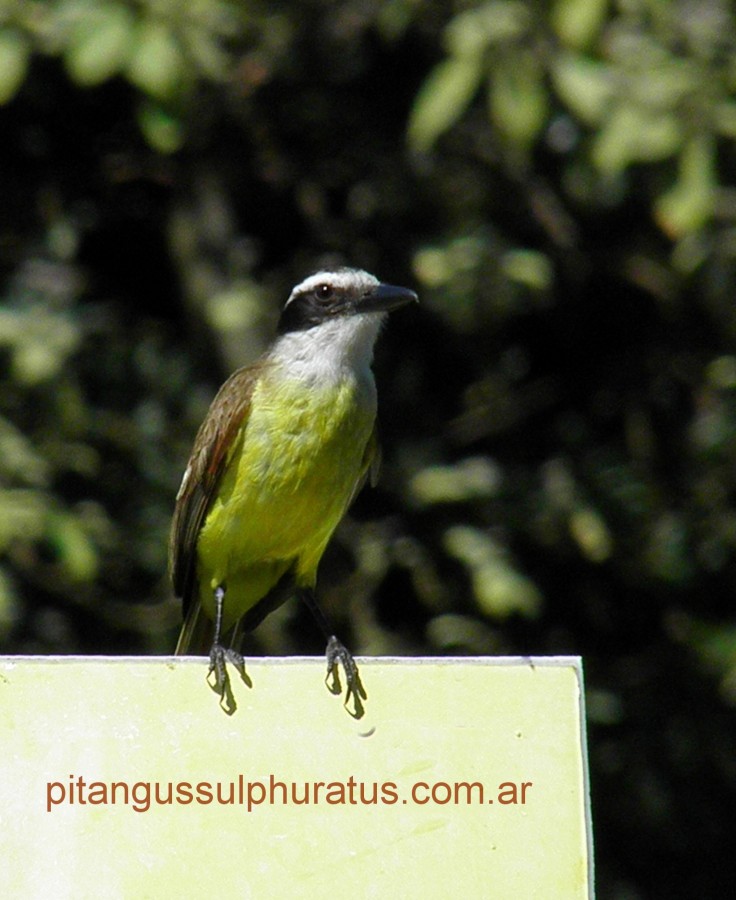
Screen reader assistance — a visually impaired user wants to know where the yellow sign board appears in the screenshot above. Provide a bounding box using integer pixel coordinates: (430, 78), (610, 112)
(1, 656), (592, 897)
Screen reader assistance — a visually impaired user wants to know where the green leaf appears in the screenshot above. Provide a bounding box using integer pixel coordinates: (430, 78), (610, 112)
(501, 249), (553, 290)
(407, 56), (485, 153)
(0, 28), (30, 105)
(655, 134), (715, 238)
(644, 513), (694, 584)
(630, 61), (699, 109)
(551, 52), (613, 125)
(445, 1), (529, 56)
(409, 457), (501, 505)
(127, 20), (186, 101)
(0, 489), (48, 551)
(64, 2), (136, 87)
(592, 104), (682, 174)
(443, 526), (542, 620)
(180, 23), (230, 80)
(714, 101), (736, 139)
(48, 512), (99, 583)
(0, 565), (19, 632)
(0, 416), (50, 487)
(551, 0), (608, 50)
(137, 100), (185, 154)
(488, 52), (548, 148)
(569, 506), (613, 562)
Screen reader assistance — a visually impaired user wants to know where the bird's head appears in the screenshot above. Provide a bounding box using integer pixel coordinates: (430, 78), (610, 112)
(277, 268), (417, 336)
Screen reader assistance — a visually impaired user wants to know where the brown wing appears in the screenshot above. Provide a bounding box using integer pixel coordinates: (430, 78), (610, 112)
(169, 363), (262, 625)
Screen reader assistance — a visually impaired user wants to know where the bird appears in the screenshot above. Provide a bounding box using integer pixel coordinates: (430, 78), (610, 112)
(170, 267), (418, 716)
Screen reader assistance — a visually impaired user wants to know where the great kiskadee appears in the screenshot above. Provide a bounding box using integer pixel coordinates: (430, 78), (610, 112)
(170, 267), (417, 715)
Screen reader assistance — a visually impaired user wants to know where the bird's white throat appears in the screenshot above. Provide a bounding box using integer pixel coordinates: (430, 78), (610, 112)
(270, 312), (385, 386)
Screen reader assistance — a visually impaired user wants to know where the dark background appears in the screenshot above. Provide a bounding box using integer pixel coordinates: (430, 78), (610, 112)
(1, 2), (735, 895)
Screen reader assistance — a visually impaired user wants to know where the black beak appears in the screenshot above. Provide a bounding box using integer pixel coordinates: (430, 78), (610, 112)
(358, 282), (419, 314)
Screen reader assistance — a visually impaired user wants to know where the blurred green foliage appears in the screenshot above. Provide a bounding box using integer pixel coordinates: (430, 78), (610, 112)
(0, 0), (246, 149)
(2, 0), (736, 895)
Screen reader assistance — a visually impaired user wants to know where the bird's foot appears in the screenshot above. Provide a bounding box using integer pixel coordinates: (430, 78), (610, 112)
(325, 635), (367, 719)
(207, 643), (248, 715)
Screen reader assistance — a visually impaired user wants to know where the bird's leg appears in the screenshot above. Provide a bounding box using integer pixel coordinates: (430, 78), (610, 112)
(207, 585), (247, 713)
(298, 587), (367, 719)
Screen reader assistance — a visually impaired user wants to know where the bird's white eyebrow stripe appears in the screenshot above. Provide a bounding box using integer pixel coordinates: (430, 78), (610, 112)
(284, 269), (379, 307)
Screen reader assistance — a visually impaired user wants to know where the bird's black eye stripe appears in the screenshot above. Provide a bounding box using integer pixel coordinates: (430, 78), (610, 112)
(277, 280), (349, 334)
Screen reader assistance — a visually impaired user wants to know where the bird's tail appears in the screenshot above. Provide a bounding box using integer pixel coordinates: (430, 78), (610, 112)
(175, 601), (213, 655)
(174, 567), (299, 655)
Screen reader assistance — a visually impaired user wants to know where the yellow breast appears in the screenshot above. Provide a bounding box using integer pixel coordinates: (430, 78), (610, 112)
(196, 365), (376, 624)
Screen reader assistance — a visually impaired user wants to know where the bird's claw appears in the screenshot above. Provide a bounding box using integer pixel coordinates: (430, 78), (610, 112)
(207, 643), (248, 715)
(325, 635), (367, 719)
